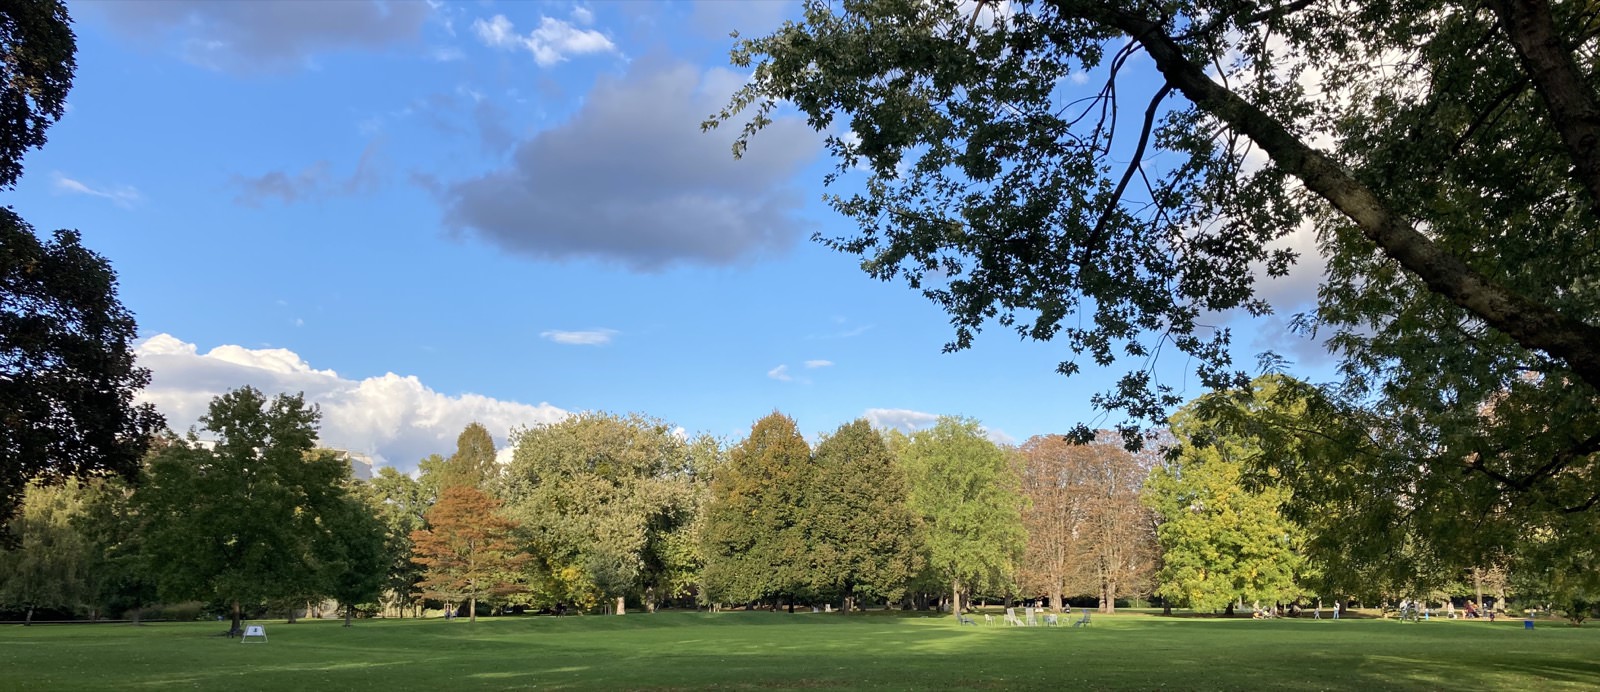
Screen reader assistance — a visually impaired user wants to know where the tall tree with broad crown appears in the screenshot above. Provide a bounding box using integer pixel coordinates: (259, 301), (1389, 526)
(136, 388), (348, 635)
(501, 413), (699, 614)
(1144, 391), (1305, 614)
(701, 412), (812, 608)
(804, 419), (922, 611)
(898, 417), (1025, 618)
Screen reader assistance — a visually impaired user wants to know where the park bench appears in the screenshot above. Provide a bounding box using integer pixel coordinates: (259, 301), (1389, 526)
(1073, 611), (1092, 627)
(958, 614), (978, 626)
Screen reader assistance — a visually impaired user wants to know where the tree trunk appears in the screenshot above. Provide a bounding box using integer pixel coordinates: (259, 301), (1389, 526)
(344, 603), (354, 627)
(1224, 601), (1235, 617)
(952, 579), (962, 619)
(286, 605), (298, 624)
(1101, 575), (1116, 614)
(24, 606), (33, 626)
(469, 596), (477, 623)
(231, 600), (242, 636)
(1050, 585), (1063, 614)
(1474, 568), (1485, 611)
(616, 595), (626, 615)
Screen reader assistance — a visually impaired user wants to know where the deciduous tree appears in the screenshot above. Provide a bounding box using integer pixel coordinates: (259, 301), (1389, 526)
(805, 419), (921, 611)
(1, 211), (163, 547)
(701, 412), (812, 608)
(410, 486), (522, 623)
(502, 413), (700, 614)
(0, 480), (92, 623)
(1144, 397), (1304, 614)
(898, 417), (1025, 618)
(136, 387), (346, 634)
(710, 0), (1600, 562)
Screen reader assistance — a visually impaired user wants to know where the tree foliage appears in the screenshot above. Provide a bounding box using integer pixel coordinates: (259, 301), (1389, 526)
(1018, 432), (1155, 613)
(1145, 391), (1305, 612)
(1, 210), (163, 547)
(897, 417), (1025, 616)
(709, 0), (1600, 554)
(431, 423), (499, 491)
(701, 412), (812, 606)
(136, 387), (350, 633)
(411, 485), (523, 623)
(804, 419), (922, 609)
(367, 466), (430, 616)
(0, 0), (75, 188)
(500, 413), (700, 613)
(0, 479), (92, 621)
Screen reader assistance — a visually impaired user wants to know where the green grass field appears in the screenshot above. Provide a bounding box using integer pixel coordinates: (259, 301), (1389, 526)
(3, 610), (1596, 690)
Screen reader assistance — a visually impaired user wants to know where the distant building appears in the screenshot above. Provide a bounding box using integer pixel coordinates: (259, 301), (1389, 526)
(326, 449), (375, 481)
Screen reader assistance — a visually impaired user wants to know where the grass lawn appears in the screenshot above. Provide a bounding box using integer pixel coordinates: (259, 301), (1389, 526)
(3, 609), (1596, 690)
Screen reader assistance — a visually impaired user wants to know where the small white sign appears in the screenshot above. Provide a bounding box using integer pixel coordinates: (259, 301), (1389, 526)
(242, 625), (267, 643)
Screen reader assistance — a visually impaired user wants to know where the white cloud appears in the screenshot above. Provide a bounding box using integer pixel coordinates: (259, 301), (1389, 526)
(429, 46), (464, 62)
(864, 407), (940, 432)
(471, 13), (614, 67)
(804, 359), (834, 369)
(52, 172), (141, 207)
(472, 14), (515, 47)
(135, 334), (568, 471)
(540, 328), (618, 346)
(571, 6), (595, 26)
(767, 364), (793, 382)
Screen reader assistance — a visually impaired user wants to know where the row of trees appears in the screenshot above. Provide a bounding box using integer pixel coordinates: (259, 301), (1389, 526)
(5, 376), (1596, 624)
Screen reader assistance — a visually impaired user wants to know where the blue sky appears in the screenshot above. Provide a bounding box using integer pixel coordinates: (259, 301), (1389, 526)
(10, 1), (1330, 471)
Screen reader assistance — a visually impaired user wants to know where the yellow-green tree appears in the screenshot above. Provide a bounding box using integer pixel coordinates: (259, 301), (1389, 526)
(1144, 400), (1304, 614)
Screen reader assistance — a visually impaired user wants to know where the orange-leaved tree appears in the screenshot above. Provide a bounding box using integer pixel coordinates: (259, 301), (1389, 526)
(410, 486), (524, 623)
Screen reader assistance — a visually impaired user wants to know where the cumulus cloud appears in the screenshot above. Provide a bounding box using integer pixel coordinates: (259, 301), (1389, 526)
(86, 0), (431, 73)
(864, 408), (941, 432)
(135, 334), (568, 471)
(767, 364), (794, 382)
(52, 172), (141, 207)
(540, 329), (618, 346)
(439, 59), (821, 270)
(471, 13), (614, 67)
(804, 360), (834, 369)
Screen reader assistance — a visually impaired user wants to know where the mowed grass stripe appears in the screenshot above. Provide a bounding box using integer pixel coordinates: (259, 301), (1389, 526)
(3, 611), (1596, 690)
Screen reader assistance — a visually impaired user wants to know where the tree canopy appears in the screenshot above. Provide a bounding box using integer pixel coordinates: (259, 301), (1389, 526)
(136, 387), (353, 634)
(898, 417), (1025, 616)
(0, 0), (74, 189)
(0, 210), (163, 547)
(709, 0), (1600, 554)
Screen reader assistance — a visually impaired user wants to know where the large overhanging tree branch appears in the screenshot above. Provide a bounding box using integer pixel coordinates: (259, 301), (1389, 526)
(709, 0), (1600, 551)
(1089, 3), (1600, 389)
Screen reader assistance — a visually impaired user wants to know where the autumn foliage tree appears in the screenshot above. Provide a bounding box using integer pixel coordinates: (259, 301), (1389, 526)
(411, 486), (522, 623)
(1018, 433), (1155, 613)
